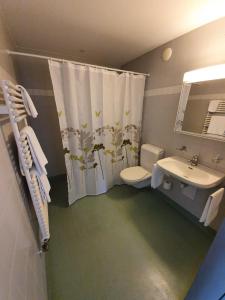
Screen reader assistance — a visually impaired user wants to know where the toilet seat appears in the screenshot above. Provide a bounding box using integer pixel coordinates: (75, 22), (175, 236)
(120, 166), (151, 183)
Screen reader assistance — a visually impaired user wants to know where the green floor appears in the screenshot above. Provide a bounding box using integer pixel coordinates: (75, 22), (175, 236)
(46, 178), (214, 300)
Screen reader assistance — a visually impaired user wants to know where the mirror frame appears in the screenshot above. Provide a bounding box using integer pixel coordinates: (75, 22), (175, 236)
(175, 64), (225, 143)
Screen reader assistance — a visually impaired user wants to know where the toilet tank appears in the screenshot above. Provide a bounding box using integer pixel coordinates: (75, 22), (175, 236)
(140, 144), (164, 172)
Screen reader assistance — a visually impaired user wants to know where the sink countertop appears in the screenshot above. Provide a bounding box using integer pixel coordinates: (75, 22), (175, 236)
(157, 156), (225, 189)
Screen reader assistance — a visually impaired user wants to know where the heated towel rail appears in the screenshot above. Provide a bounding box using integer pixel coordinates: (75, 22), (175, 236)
(0, 80), (50, 250)
(202, 100), (225, 134)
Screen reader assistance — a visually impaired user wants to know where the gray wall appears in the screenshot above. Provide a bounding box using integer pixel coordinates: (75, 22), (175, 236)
(182, 99), (209, 133)
(14, 56), (66, 176)
(124, 17), (225, 230)
(0, 13), (48, 300)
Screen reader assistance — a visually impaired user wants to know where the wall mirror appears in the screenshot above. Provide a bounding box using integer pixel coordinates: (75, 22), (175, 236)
(175, 64), (225, 142)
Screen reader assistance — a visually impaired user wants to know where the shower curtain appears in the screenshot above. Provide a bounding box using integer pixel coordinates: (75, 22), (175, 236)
(49, 61), (145, 205)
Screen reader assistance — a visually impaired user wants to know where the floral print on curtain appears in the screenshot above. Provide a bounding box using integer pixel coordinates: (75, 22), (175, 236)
(62, 122), (141, 179)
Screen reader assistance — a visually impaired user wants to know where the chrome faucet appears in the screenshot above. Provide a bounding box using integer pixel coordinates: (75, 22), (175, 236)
(189, 154), (199, 166)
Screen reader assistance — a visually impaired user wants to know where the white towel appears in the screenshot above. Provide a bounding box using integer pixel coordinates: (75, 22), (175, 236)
(208, 100), (220, 113)
(151, 163), (164, 189)
(31, 168), (51, 203)
(207, 115), (225, 136)
(200, 188), (224, 226)
(20, 126), (48, 175)
(17, 85), (38, 118)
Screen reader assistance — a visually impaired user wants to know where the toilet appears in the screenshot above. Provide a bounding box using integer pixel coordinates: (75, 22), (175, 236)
(120, 144), (164, 188)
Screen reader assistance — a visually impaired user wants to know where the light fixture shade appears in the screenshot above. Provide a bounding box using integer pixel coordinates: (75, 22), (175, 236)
(183, 64), (225, 83)
(162, 48), (172, 62)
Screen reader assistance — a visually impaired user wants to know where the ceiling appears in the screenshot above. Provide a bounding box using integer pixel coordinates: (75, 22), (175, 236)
(1, 0), (225, 67)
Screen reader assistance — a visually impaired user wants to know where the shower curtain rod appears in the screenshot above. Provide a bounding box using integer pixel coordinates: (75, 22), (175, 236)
(6, 50), (150, 77)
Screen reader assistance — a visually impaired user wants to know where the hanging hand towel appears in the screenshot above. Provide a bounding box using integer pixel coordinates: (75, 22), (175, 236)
(207, 115), (225, 136)
(151, 163), (164, 189)
(31, 168), (51, 203)
(208, 100), (220, 113)
(200, 188), (224, 226)
(20, 126), (48, 175)
(17, 85), (38, 118)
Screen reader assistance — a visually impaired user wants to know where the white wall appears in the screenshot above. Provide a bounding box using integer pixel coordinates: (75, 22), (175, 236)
(124, 17), (225, 230)
(0, 12), (48, 300)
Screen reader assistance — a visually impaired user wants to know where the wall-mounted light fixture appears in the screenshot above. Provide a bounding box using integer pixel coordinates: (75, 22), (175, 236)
(183, 64), (225, 83)
(162, 47), (172, 62)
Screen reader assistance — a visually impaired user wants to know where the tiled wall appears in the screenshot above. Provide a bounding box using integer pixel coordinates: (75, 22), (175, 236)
(0, 11), (48, 300)
(124, 17), (225, 230)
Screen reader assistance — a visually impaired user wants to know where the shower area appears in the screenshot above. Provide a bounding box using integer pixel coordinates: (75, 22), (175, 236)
(13, 53), (146, 205)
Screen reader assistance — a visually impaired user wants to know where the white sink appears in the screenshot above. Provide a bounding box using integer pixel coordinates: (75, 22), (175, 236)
(157, 156), (225, 189)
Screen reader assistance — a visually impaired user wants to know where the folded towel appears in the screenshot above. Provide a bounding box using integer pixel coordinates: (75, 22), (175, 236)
(207, 115), (225, 136)
(31, 168), (51, 203)
(20, 126), (48, 175)
(200, 188), (224, 226)
(208, 100), (220, 113)
(151, 163), (164, 189)
(17, 85), (38, 118)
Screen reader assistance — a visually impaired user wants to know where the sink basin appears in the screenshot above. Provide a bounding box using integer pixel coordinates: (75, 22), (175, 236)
(157, 156), (225, 189)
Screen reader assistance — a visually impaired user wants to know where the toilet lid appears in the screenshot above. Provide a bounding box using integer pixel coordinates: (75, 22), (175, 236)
(120, 166), (151, 183)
